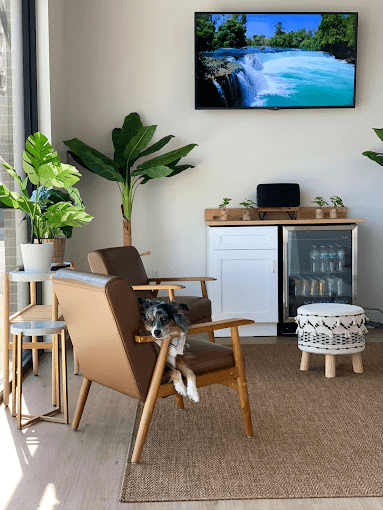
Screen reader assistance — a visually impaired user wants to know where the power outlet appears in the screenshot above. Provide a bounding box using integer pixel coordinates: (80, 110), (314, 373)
(153, 269), (159, 278)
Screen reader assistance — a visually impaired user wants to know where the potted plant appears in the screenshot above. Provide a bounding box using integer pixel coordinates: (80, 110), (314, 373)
(362, 128), (383, 166)
(311, 196), (329, 219)
(219, 197), (231, 220)
(31, 187), (89, 263)
(64, 112), (197, 246)
(0, 132), (93, 273)
(239, 199), (257, 220)
(329, 195), (344, 219)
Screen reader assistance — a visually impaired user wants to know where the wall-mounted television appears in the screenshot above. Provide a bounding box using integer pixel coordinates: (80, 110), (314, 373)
(195, 12), (358, 110)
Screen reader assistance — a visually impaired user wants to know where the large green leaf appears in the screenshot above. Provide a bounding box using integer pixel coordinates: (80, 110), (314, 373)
(73, 151), (124, 182)
(64, 138), (122, 175)
(43, 202), (93, 227)
(166, 164), (195, 178)
(130, 165), (173, 179)
(362, 151), (383, 166)
(23, 132), (60, 184)
(134, 135), (174, 162)
(0, 183), (36, 215)
(373, 128), (383, 142)
(113, 113), (143, 167)
(137, 144), (197, 170)
(38, 163), (82, 188)
(123, 125), (157, 169)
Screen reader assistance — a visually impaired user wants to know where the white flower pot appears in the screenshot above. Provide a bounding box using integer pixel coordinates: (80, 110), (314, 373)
(20, 243), (53, 274)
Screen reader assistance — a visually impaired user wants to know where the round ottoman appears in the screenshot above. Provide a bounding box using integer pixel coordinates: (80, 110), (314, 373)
(295, 303), (368, 378)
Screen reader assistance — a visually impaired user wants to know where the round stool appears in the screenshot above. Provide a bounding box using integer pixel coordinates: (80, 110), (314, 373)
(295, 303), (368, 378)
(10, 320), (68, 429)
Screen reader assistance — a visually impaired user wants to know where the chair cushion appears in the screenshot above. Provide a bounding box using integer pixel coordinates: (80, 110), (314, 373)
(184, 338), (234, 374)
(159, 296), (212, 323)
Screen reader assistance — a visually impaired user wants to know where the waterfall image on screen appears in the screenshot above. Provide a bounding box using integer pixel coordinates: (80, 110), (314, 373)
(195, 13), (357, 109)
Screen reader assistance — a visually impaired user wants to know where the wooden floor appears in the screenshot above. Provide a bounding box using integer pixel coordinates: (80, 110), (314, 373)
(2, 333), (383, 510)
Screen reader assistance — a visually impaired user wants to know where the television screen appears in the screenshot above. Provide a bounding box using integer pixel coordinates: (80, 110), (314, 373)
(195, 12), (358, 109)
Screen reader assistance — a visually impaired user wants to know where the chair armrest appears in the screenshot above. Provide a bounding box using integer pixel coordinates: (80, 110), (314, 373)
(187, 318), (254, 335)
(148, 277), (216, 282)
(135, 333), (156, 343)
(132, 284), (185, 291)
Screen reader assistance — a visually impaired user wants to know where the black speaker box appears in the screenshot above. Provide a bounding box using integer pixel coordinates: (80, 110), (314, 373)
(257, 183), (300, 208)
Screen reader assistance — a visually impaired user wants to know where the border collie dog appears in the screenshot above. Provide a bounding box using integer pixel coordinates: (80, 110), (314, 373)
(138, 298), (199, 402)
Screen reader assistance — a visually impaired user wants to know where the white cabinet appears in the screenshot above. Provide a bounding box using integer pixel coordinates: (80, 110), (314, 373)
(207, 226), (278, 336)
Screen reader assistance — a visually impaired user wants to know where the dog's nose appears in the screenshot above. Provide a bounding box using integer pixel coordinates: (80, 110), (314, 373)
(153, 329), (161, 337)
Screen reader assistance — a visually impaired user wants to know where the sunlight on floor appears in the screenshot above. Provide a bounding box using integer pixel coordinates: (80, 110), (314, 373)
(36, 483), (60, 510)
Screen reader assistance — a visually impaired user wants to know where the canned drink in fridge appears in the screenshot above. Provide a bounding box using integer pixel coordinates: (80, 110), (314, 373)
(327, 277), (336, 297)
(319, 278), (327, 297)
(301, 278), (310, 297)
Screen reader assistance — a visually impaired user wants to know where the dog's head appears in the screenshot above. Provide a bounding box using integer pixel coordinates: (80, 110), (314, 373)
(138, 298), (189, 339)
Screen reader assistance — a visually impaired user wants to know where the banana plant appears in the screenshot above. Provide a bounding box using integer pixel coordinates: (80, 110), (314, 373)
(362, 128), (383, 166)
(64, 112), (197, 245)
(0, 132), (93, 243)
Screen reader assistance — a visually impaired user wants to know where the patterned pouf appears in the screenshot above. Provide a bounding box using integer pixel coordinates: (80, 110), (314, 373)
(295, 303), (368, 378)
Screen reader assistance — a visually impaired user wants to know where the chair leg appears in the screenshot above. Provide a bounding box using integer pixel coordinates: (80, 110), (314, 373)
(71, 377), (92, 430)
(207, 317), (215, 343)
(230, 326), (253, 438)
(73, 347), (80, 375)
(325, 355), (336, 378)
(300, 351), (310, 371)
(131, 337), (171, 464)
(175, 394), (184, 409)
(32, 336), (39, 375)
(352, 352), (363, 373)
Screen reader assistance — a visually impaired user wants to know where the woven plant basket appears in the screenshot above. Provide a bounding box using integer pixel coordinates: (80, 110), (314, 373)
(42, 238), (66, 264)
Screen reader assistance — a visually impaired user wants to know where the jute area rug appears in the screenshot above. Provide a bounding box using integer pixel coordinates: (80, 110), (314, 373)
(120, 343), (383, 502)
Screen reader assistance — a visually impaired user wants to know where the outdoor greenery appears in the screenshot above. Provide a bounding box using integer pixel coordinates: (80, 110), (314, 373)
(0, 133), (93, 243)
(196, 13), (357, 59)
(362, 129), (383, 167)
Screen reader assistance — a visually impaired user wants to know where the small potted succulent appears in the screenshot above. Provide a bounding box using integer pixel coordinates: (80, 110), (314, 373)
(311, 196), (329, 219)
(239, 199), (257, 220)
(329, 195), (344, 219)
(219, 197), (231, 220)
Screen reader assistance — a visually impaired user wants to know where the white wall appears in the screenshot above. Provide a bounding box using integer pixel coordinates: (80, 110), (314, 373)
(48, 0), (383, 309)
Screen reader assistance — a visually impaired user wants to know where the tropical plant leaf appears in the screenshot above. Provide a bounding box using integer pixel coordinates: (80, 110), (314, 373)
(113, 113), (143, 167)
(362, 151), (383, 166)
(123, 125), (157, 169)
(166, 164), (195, 178)
(64, 138), (122, 174)
(43, 202), (93, 227)
(134, 135), (174, 162)
(130, 165), (173, 179)
(0, 184), (36, 215)
(373, 128), (383, 142)
(23, 132), (60, 183)
(137, 144), (197, 170)
(38, 163), (82, 188)
(72, 151), (124, 182)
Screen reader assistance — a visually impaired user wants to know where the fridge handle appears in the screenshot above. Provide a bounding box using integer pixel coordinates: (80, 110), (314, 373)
(272, 260), (276, 273)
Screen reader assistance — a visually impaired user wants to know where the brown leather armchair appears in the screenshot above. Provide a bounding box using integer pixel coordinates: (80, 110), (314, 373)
(88, 246), (217, 342)
(52, 269), (254, 464)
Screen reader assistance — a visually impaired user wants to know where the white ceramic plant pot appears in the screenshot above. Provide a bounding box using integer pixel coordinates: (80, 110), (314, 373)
(330, 208), (338, 219)
(316, 208), (324, 219)
(20, 243), (53, 274)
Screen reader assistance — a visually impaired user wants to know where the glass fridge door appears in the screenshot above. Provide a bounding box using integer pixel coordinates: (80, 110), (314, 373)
(283, 225), (358, 322)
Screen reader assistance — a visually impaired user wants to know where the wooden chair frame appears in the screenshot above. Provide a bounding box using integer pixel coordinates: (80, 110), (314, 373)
(71, 317), (253, 464)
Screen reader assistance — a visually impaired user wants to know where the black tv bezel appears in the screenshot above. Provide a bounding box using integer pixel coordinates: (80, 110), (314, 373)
(194, 11), (358, 110)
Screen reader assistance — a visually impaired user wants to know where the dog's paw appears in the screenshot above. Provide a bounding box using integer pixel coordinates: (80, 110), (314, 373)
(187, 384), (199, 403)
(174, 380), (187, 397)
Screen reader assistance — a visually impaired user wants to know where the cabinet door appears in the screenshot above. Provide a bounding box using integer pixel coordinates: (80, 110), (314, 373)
(208, 249), (278, 324)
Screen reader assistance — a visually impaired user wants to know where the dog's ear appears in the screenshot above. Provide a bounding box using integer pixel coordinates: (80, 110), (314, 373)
(169, 302), (189, 312)
(177, 302), (189, 312)
(137, 298), (145, 304)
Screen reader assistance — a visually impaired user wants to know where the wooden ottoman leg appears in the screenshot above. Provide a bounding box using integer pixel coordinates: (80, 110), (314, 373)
(325, 355), (336, 378)
(300, 351), (310, 371)
(352, 352), (363, 373)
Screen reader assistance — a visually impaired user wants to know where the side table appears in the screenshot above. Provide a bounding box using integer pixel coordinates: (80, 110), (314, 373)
(10, 321), (68, 429)
(2, 264), (72, 408)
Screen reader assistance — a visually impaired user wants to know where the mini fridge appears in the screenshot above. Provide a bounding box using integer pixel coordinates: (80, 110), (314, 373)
(279, 224), (358, 335)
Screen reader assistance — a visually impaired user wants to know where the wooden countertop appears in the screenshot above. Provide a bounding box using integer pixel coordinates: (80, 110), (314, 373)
(206, 218), (365, 226)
